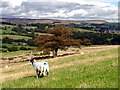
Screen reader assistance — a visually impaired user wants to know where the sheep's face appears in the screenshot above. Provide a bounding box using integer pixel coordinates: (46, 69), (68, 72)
(29, 62), (32, 65)
(29, 58), (35, 64)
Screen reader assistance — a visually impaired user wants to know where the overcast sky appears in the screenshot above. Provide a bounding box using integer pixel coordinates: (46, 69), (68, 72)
(0, 0), (119, 22)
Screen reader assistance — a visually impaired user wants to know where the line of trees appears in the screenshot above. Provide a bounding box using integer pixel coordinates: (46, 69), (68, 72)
(2, 37), (35, 46)
(71, 31), (120, 45)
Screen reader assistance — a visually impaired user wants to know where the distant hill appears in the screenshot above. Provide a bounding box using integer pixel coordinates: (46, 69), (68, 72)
(0, 18), (107, 25)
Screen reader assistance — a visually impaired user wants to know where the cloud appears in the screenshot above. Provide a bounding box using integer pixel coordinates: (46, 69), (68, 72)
(0, 0), (118, 22)
(1, 1), (9, 7)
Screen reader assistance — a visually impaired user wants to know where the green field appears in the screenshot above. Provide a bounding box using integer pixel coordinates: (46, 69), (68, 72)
(0, 30), (17, 35)
(0, 24), (36, 29)
(2, 43), (35, 57)
(1, 45), (118, 88)
(75, 28), (96, 33)
(1, 35), (32, 40)
(2, 50), (32, 57)
(0, 24), (17, 28)
(23, 26), (37, 29)
(0, 24), (37, 36)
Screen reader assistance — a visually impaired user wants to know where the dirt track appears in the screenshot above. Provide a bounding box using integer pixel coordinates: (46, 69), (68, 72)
(1, 45), (118, 83)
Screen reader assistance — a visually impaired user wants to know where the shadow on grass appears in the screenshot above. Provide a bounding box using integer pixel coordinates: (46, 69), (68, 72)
(33, 52), (79, 61)
(3, 52), (79, 64)
(24, 75), (47, 79)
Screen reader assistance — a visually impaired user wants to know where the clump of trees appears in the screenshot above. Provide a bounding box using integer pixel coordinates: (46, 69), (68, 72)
(2, 45), (32, 52)
(2, 37), (35, 46)
(28, 23), (50, 33)
(34, 26), (81, 57)
(71, 31), (120, 45)
(7, 46), (19, 52)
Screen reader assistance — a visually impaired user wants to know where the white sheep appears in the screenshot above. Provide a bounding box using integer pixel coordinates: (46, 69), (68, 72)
(29, 58), (49, 78)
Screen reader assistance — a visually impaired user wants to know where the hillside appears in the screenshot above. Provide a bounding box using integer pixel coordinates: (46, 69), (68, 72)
(0, 18), (107, 25)
(1, 45), (118, 88)
(1, 21), (120, 54)
(0, 19), (119, 88)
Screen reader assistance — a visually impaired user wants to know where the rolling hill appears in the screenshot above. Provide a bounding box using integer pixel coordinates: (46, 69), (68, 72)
(0, 18), (107, 25)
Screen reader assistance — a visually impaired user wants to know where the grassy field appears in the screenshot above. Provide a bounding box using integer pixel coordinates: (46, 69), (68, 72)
(0, 24), (36, 29)
(2, 43), (35, 48)
(0, 24), (36, 36)
(1, 35), (32, 40)
(0, 24), (17, 28)
(23, 26), (37, 29)
(75, 28), (96, 33)
(1, 45), (118, 88)
(2, 50), (32, 57)
(0, 30), (17, 35)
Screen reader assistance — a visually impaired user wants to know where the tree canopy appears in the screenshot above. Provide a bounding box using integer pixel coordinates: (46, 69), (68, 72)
(34, 26), (81, 57)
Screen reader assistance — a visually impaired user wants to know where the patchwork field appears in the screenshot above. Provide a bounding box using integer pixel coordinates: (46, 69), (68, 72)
(1, 35), (32, 40)
(1, 45), (118, 88)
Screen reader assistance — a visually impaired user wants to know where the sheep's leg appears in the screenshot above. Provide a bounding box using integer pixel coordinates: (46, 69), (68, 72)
(47, 67), (49, 75)
(38, 71), (40, 78)
(46, 69), (49, 75)
(40, 67), (43, 77)
(36, 69), (39, 78)
(42, 68), (46, 77)
(41, 71), (44, 77)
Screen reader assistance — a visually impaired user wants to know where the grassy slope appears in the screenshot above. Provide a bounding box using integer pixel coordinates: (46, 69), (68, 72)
(1, 44), (35, 58)
(0, 24), (17, 28)
(0, 24), (36, 35)
(75, 28), (95, 33)
(2, 58), (118, 88)
(2, 50), (32, 57)
(1, 46), (118, 88)
(1, 35), (32, 40)
(0, 30), (17, 35)
(0, 24), (36, 29)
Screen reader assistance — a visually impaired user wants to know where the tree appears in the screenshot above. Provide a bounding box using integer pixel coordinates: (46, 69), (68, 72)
(82, 39), (91, 46)
(46, 25), (73, 37)
(2, 37), (13, 44)
(8, 46), (19, 52)
(27, 39), (35, 46)
(36, 23), (47, 29)
(34, 26), (81, 57)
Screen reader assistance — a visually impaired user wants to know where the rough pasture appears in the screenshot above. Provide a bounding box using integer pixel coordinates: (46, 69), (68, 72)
(1, 45), (118, 88)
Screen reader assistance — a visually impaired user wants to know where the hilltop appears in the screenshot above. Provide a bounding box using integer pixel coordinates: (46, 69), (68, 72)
(0, 18), (107, 25)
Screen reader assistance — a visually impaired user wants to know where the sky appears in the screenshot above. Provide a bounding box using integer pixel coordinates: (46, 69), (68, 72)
(0, 0), (119, 22)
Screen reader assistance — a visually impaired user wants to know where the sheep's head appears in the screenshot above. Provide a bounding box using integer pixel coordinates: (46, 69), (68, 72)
(29, 58), (36, 64)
